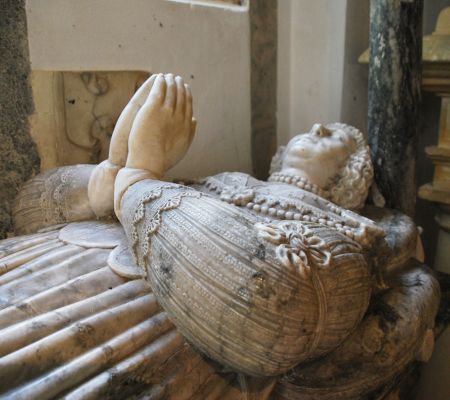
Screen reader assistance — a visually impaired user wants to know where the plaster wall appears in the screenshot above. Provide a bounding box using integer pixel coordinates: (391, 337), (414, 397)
(277, 0), (348, 146)
(26, 0), (252, 178)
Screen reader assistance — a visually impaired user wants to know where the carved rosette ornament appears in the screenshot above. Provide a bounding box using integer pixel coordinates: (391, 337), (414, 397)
(255, 222), (332, 278)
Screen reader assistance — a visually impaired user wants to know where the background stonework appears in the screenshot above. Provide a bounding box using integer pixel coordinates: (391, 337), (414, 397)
(0, 0), (40, 238)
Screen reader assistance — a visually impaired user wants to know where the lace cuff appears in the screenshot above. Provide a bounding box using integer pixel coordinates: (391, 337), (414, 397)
(13, 165), (96, 234)
(114, 167), (159, 221)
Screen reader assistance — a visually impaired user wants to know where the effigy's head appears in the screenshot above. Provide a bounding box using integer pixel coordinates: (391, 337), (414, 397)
(273, 123), (373, 210)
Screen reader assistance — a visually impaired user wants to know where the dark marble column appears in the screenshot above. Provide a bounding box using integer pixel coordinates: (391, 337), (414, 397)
(368, 0), (423, 216)
(0, 0), (40, 238)
(249, 0), (277, 180)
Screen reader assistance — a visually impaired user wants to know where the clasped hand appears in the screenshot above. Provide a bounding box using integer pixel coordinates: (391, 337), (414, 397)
(109, 73), (196, 178)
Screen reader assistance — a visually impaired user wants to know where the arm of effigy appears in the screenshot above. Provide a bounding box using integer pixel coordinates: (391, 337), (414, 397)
(13, 164), (99, 235)
(12, 74), (165, 235)
(116, 171), (372, 377)
(12, 157), (127, 236)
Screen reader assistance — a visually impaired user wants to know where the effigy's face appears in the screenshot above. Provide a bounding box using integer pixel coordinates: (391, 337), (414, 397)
(281, 124), (357, 186)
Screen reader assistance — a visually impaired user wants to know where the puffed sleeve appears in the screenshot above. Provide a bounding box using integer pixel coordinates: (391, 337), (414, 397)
(117, 172), (372, 377)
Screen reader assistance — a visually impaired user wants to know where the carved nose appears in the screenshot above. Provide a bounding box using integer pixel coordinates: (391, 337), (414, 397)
(311, 123), (331, 137)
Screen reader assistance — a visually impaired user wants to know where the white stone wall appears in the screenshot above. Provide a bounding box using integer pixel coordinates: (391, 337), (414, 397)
(277, 0), (348, 145)
(277, 0), (371, 146)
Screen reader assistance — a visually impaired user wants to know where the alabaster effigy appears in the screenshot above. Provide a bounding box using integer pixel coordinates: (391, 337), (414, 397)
(0, 74), (440, 399)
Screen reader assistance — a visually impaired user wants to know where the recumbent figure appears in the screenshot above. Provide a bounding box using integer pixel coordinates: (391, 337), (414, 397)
(1, 74), (439, 399)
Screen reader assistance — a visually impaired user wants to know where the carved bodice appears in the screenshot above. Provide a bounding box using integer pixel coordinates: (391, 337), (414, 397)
(189, 172), (419, 275)
(190, 172), (384, 248)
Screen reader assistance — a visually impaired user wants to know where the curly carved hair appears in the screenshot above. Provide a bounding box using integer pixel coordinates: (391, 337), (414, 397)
(322, 123), (373, 210)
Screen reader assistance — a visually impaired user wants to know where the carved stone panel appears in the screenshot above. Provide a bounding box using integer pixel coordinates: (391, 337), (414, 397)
(30, 70), (149, 170)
